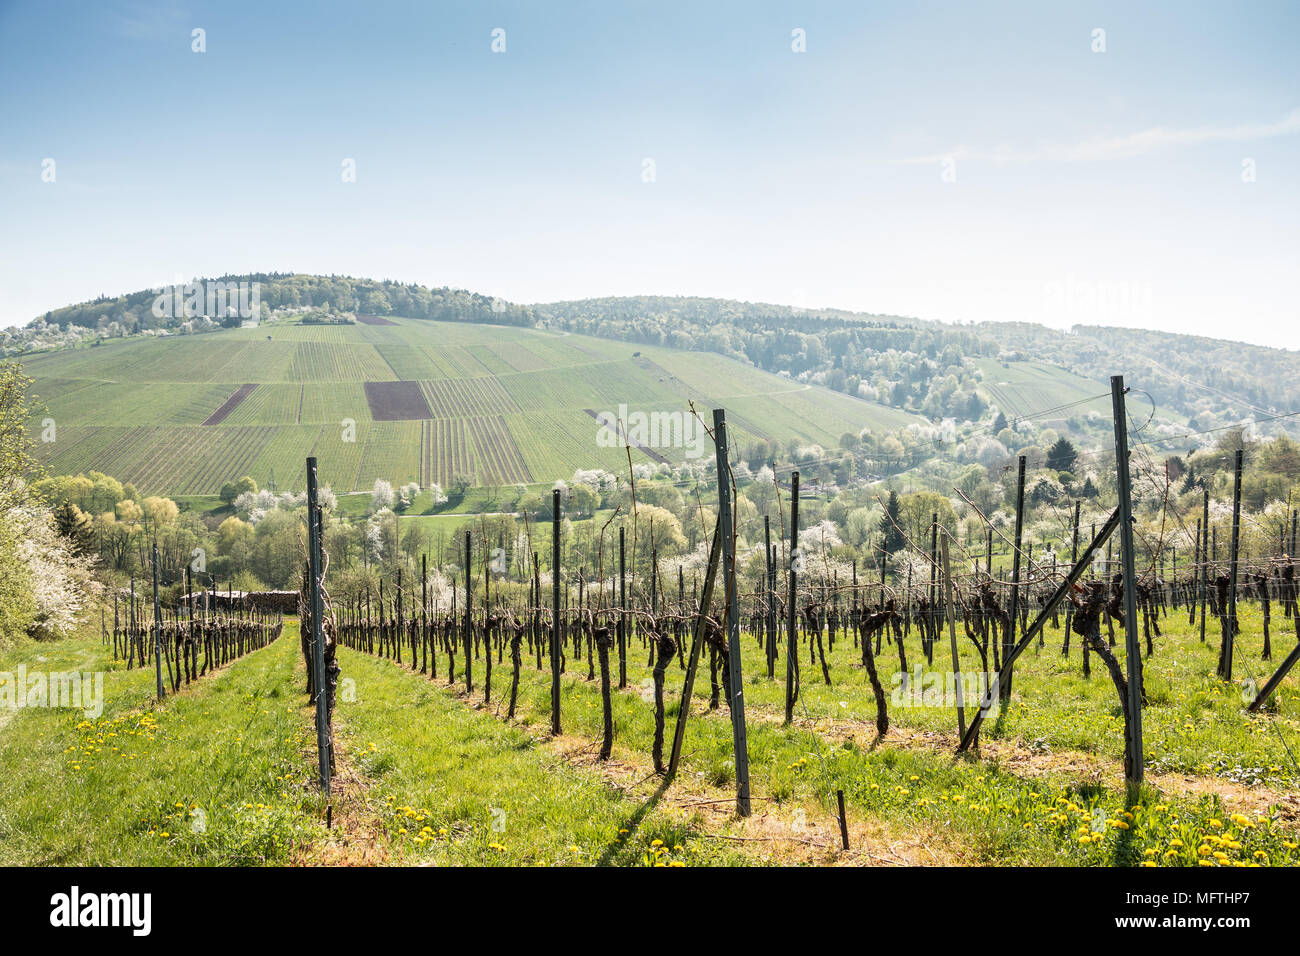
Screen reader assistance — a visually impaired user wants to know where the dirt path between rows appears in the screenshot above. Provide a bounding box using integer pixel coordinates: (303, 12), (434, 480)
(285, 647), (394, 865)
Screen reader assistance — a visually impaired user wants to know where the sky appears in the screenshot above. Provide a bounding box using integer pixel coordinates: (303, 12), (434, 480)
(1, 0), (1297, 347)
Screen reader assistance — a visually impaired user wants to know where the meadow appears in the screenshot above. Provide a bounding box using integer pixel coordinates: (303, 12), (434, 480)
(24, 317), (941, 495)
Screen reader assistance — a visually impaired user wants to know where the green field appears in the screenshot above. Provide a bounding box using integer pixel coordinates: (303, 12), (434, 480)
(975, 358), (1115, 424)
(24, 318), (926, 495)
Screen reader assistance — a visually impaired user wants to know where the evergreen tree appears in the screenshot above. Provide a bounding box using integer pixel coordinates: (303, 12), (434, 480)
(880, 490), (904, 552)
(54, 501), (94, 554)
(1046, 436), (1078, 472)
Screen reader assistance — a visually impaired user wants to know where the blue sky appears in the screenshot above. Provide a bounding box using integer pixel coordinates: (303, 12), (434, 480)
(1, 0), (1297, 346)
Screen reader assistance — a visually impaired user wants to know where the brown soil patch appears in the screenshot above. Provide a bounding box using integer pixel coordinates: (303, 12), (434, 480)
(291, 734), (396, 865)
(363, 380), (433, 421)
(202, 383), (256, 425)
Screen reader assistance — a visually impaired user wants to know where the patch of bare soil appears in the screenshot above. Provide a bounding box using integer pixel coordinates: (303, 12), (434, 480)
(291, 734), (395, 866)
(363, 380), (433, 421)
(202, 383), (256, 425)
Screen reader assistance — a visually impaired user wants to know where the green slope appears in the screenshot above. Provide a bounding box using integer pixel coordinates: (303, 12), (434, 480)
(975, 359), (1111, 422)
(25, 316), (926, 494)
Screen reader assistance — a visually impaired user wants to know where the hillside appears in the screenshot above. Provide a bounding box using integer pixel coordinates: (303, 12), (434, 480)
(539, 296), (1300, 433)
(17, 272), (1297, 497)
(22, 316), (926, 495)
(13, 273), (1298, 444)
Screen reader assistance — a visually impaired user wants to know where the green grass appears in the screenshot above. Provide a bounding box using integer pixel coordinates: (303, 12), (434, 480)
(332, 646), (754, 865)
(27, 316), (928, 495)
(0, 617), (754, 866)
(6, 600), (1297, 866)
(0, 623), (324, 865)
(443, 598), (1300, 866)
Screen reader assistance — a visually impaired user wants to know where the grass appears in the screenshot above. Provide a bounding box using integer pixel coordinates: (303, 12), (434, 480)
(0, 623), (324, 865)
(0, 616), (755, 866)
(331, 645), (754, 865)
(26, 316), (929, 495)
(4, 594), (1297, 866)
(410, 596), (1300, 866)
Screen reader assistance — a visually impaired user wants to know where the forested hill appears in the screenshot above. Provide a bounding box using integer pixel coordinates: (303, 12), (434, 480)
(537, 296), (1300, 434)
(7, 275), (1298, 438)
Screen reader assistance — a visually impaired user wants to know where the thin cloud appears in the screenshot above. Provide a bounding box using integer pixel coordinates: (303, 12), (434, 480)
(899, 108), (1300, 165)
(109, 1), (189, 41)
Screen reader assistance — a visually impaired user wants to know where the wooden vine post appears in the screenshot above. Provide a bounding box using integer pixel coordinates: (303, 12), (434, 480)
(940, 534), (965, 738)
(464, 530), (473, 693)
(1199, 485), (1210, 643)
(1110, 376), (1144, 789)
(759, 515), (769, 681)
(306, 457), (331, 796)
(1221, 448), (1244, 680)
(785, 470), (800, 725)
(151, 543), (165, 700)
(1061, 500), (1080, 655)
(712, 408), (751, 816)
(1003, 455), (1026, 699)
(618, 527), (627, 689)
(666, 517), (722, 780)
(550, 488), (562, 735)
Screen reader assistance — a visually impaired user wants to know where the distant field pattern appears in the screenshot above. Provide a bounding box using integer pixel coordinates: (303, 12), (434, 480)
(28, 316), (930, 493)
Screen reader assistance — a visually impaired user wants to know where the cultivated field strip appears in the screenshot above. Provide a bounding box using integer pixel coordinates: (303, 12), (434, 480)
(352, 421), (422, 489)
(218, 383), (301, 425)
(300, 383), (370, 426)
(484, 340), (550, 372)
(375, 344), (436, 380)
(288, 341), (395, 382)
(200, 341), (297, 383)
(31, 376), (104, 405)
(465, 415), (533, 485)
(39, 380), (234, 426)
(440, 345), (499, 378)
(420, 377), (519, 418)
(506, 410), (649, 476)
(974, 359), (1116, 423)
(202, 383), (258, 425)
(498, 361), (663, 412)
(582, 408), (670, 464)
(463, 345), (514, 375)
(30, 425), (125, 475)
(428, 418), (471, 486)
